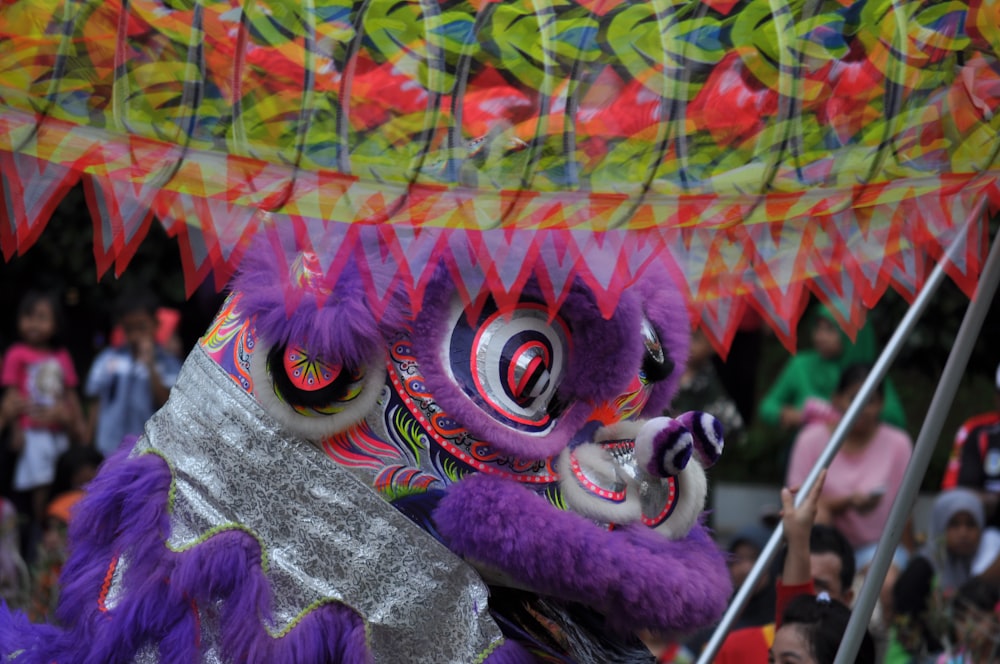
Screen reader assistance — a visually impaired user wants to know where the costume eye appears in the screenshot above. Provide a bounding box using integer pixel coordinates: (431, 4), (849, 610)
(268, 345), (365, 415)
(640, 319), (673, 383)
(449, 301), (569, 432)
(507, 340), (551, 404)
(250, 342), (385, 439)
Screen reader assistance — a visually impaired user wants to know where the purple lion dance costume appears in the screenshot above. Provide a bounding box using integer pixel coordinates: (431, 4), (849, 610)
(0, 239), (730, 662)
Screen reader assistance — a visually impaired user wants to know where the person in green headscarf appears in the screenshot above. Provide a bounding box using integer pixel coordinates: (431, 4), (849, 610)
(758, 304), (907, 430)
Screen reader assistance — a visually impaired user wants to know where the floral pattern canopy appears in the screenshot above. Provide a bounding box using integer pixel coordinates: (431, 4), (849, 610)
(0, 0), (998, 350)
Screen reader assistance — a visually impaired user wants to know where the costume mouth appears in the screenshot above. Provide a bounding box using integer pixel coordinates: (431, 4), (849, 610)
(433, 472), (732, 636)
(430, 413), (730, 636)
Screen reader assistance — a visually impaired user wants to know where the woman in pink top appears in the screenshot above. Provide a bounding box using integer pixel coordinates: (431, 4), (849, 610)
(786, 364), (913, 570)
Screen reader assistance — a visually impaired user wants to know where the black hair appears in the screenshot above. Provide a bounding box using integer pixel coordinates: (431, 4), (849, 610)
(112, 288), (160, 323)
(49, 446), (104, 502)
(50, 445), (104, 498)
(953, 577), (1000, 618)
(774, 524), (856, 596)
(947, 578), (1000, 655)
(779, 594), (875, 664)
(17, 289), (65, 346)
(836, 363), (884, 399)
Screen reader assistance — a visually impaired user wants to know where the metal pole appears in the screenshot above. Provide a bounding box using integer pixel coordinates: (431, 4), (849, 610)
(695, 210), (983, 664)
(835, 220), (1000, 663)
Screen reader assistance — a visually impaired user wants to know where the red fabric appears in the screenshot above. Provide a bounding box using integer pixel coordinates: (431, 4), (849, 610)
(714, 623), (774, 664)
(941, 412), (1000, 489)
(775, 579), (815, 628)
(712, 580), (813, 663)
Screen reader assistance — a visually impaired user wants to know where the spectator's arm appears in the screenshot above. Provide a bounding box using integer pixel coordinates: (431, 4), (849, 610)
(774, 469), (825, 627)
(0, 346), (22, 389)
(147, 360), (170, 408)
(65, 391), (88, 444)
(818, 492), (882, 520)
(0, 388), (27, 455)
(136, 339), (170, 408)
(0, 387), (21, 431)
(781, 468), (826, 586)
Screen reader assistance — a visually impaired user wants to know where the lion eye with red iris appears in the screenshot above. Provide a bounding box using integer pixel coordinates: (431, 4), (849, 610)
(267, 344), (365, 415)
(507, 341), (551, 405)
(449, 301), (569, 433)
(250, 340), (385, 440)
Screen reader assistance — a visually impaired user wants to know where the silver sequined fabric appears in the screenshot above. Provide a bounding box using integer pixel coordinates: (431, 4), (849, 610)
(133, 346), (504, 663)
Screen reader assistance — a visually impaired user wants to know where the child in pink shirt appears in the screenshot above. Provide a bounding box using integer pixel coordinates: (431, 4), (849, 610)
(0, 291), (85, 559)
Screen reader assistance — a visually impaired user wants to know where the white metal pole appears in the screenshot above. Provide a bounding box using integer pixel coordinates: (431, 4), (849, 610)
(834, 219), (1000, 663)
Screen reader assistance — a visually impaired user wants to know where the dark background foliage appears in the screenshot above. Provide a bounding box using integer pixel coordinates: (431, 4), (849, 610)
(0, 184), (226, 383)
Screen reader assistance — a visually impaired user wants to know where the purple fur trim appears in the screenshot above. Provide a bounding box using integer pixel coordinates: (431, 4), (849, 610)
(542, 279), (643, 408)
(483, 639), (536, 664)
(3, 438), (371, 664)
(631, 264), (691, 417)
(648, 423), (693, 478)
(0, 604), (61, 657)
(231, 236), (408, 370)
(434, 474), (731, 636)
(677, 411), (724, 468)
(411, 269), (644, 460)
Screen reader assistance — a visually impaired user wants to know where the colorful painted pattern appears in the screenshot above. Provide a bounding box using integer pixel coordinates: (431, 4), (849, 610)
(386, 333), (560, 484)
(2, 0), (999, 349)
(283, 347), (341, 393)
(200, 294), (256, 393)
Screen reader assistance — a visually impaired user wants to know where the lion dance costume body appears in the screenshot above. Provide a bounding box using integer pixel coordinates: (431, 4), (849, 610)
(0, 243), (731, 662)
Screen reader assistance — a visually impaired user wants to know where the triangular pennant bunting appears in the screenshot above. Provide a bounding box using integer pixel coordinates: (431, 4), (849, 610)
(0, 151), (79, 259)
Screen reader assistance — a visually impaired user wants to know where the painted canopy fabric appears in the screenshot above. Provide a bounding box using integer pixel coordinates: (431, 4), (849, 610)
(1, 0), (999, 350)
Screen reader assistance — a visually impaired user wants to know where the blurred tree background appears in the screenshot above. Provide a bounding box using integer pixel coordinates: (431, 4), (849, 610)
(0, 184), (226, 384)
(1, 187), (997, 493)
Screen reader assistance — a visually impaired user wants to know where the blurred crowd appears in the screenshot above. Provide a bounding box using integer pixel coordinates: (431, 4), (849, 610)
(662, 304), (1000, 663)
(1, 288), (182, 620)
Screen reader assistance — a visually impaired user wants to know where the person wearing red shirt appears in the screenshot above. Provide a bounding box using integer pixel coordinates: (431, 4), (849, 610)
(941, 362), (1000, 527)
(714, 471), (857, 664)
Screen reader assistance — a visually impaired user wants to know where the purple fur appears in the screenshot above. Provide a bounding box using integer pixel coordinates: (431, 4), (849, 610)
(0, 606), (60, 657)
(434, 474), (731, 636)
(412, 269), (645, 460)
(231, 236), (408, 370)
(483, 640), (536, 663)
(649, 424), (693, 478)
(631, 263), (691, 417)
(677, 411), (724, 468)
(2, 439), (370, 664)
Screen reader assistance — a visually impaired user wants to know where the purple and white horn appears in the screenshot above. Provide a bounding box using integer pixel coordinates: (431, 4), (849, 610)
(634, 416), (693, 478)
(676, 411), (724, 468)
